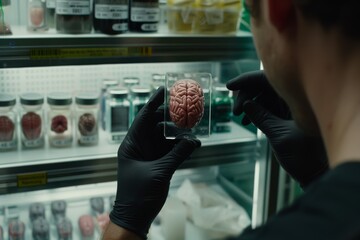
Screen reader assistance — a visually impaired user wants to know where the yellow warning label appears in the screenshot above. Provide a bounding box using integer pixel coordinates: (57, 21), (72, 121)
(30, 47), (152, 59)
(17, 172), (47, 188)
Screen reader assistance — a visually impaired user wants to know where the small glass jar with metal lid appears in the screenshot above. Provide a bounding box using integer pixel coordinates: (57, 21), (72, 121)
(130, 85), (151, 123)
(211, 83), (233, 133)
(19, 93), (45, 148)
(75, 93), (100, 146)
(100, 79), (119, 130)
(0, 93), (17, 151)
(47, 92), (73, 148)
(105, 88), (130, 143)
(151, 74), (165, 93)
(123, 77), (140, 89)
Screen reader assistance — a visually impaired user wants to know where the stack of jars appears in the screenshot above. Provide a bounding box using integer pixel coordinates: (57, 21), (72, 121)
(25, 0), (160, 34)
(0, 92), (100, 151)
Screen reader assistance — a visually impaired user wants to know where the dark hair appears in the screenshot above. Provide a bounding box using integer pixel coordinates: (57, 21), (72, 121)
(250, 0), (360, 39)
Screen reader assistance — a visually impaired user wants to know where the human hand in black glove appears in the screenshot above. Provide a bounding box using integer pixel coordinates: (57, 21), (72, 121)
(226, 71), (328, 188)
(109, 87), (201, 239)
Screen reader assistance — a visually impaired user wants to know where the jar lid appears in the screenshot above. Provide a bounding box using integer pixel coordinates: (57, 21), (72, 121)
(123, 77), (140, 86)
(47, 92), (72, 106)
(75, 93), (99, 105)
(109, 88), (129, 98)
(0, 93), (16, 107)
(101, 79), (119, 90)
(20, 93), (44, 105)
(131, 86), (151, 96)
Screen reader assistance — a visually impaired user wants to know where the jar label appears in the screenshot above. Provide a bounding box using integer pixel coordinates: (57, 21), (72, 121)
(0, 140), (16, 150)
(112, 22), (128, 31)
(23, 137), (44, 148)
(140, 23), (158, 31)
(79, 135), (98, 144)
(56, 0), (91, 15)
(47, 0), (56, 8)
(51, 137), (73, 147)
(110, 106), (129, 132)
(131, 7), (160, 22)
(204, 9), (223, 25)
(111, 134), (125, 142)
(95, 4), (128, 19)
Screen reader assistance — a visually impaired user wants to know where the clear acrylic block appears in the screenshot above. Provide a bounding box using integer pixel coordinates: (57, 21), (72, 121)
(164, 72), (212, 139)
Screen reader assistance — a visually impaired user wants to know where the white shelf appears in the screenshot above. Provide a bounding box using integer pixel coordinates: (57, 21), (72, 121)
(0, 122), (256, 169)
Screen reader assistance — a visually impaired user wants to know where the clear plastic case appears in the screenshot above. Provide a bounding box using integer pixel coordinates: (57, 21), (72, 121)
(164, 72), (212, 139)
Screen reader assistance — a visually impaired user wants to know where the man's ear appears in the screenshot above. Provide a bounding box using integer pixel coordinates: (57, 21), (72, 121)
(268, 0), (295, 32)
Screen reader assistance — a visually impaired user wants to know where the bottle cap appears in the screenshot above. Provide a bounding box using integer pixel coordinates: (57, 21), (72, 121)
(109, 88), (129, 98)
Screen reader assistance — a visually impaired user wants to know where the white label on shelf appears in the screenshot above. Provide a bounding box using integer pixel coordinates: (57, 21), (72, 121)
(112, 23), (128, 31)
(79, 135), (98, 144)
(131, 7), (160, 22)
(56, 0), (91, 15)
(47, 0), (56, 8)
(140, 23), (158, 31)
(0, 140), (16, 150)
(23, 138), (44, 148)
(95, 4), (128, 19)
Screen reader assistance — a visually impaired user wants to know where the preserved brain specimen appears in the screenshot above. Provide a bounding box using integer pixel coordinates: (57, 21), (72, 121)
(0, 116), (15, 141)
(78, 113), (96, 136)
(51, 115), (68, 134)
(169, 79), (205, 129)
(21, 112), (42, 140)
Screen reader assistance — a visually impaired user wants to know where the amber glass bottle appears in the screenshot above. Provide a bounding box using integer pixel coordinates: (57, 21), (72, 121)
(129, 0), (160, 32)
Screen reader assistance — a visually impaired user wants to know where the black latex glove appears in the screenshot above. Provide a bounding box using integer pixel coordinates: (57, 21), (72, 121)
(109, 87), (201, 239)
(226, 71), (328, 188)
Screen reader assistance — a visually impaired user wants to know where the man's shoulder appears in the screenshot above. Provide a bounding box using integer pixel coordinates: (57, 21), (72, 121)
(238, 162), (360, 240)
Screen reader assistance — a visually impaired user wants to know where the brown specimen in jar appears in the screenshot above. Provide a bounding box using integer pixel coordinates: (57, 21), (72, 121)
(78, 113), (97, 136)
(169, 79), (205, 129)
(0, 116), (15, 141)
(21, 112), (42, 140)
(51, 115), (68, 134)
(78, 215), (95, 238)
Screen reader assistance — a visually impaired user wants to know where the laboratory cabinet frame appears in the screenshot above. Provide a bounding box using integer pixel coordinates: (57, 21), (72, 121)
(0, 29), (274, 230)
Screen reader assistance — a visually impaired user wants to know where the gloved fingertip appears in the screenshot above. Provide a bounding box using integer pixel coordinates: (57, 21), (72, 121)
(147, 86), (165, 112)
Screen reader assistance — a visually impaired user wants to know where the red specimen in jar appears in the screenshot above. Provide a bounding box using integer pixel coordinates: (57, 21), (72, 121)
(96, 213), (110, 233)
(0, 116), (15, 141)
(78, 215), (95, 237)
(169, 79), (205, 129)
(51, 115), (68, 134)
(21, 112), (42, 140)
(78, 113), (97, 136)
(56, 218), (72, 240)
(8, 220), (25, 240)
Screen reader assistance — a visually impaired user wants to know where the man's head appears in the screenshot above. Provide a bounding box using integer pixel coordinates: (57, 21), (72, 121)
(246, 0), (360, 134)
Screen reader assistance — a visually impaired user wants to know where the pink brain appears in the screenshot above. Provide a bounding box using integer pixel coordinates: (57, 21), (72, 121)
(169, 79), (205, 129)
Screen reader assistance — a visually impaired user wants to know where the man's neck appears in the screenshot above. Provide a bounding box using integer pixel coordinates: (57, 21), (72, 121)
(300, 35), (360, 168)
